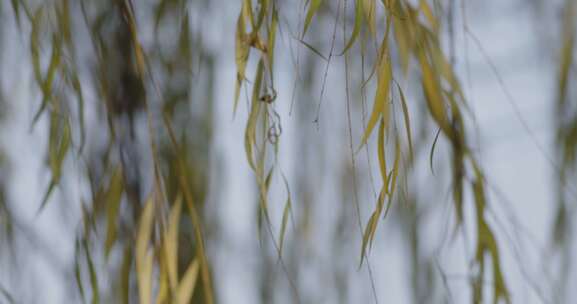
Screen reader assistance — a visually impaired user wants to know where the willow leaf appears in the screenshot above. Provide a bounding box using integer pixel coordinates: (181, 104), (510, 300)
(358, 55), (392, 150)
(136, 198), (155, 304)
(362, 0), (376, 37)
(298, 39), (328, 61)
(420, 53), (452, 138)
(418, 0), (439, 32)
(303, 0), (322, 37)
(176, 259), (200, 304)
(360, 210), (378, 267)
(340, 0), (363, 55)
(387, 137), (401, 203)
(278, 174), (292, 258)
(104, 167), (124, 258)
(234, 11), (250, 114)
(267, 7), (278, 82)
(377, 117), (388, 191)
(83, 240), (99, 304)
(120, 245), (132, 304)
(165, 196), (183, 292)
(244, 60), (264, 171)
(429, 127), (441, 175)
(396, 83), (414, 160)
(242, 0), (255, 29)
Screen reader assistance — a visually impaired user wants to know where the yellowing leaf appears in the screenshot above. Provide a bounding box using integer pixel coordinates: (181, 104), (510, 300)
(396, 83), (414, 160)
(242, 0), (255, 29)
(429, 127), (441, 175)
(362, 0), (376, 37)
(136, 198), (155, 304)
(234, 12), (250, 114)
(267, 7), (278, 82)
(176, 259), (200, 304)
(303, 0), (322, 37)
(278, 174), (292, 258)
(156, 260), (169, 304)
(419, 53), (452, 138)
(83, 239), (99, 304)
(377, 117), (388, 189)
(244, 60), (264, 171)
(120, 245), (132, 304)
(105, 167), (124, 258)
(387, 137), (401, 200)
(340, 0), (363, 55)
(358, 55), (392, 150)
(165, 196), (183, 292)
(360, 210), (378, 267)
(33, 34), (62, 124)
(418, 0), (439, 32)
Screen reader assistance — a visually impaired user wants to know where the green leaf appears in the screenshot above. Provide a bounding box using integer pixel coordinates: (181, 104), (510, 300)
(234, 11), (250, 114)
(33, 34), (62, 125)
(362, 0), (376, 37)
(360, 210), (378, 267)
(83, 239), (99, 304)
(340, 0), (363, 55)
(104, 167), (124, 258)
(303, 0), (322, 37)
(74, 242), (87, 304)
(377, 117), (388, 190)
(429, 127), (441, 175)
(120, 245), (132, 304)
(298, 39), (328, 61)
(278, 174), (292, 258)
(267, 7), (278, 82)
(386, 137), (401, 207)
(244, 60), (264, 171)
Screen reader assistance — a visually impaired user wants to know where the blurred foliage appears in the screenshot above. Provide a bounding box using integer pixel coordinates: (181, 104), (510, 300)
(0, 0), (575, 303)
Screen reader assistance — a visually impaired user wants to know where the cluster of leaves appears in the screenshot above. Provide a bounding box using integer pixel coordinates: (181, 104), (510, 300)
(289, 0), (510, 302)
(552, 0), (577, 300)
(554, 0), (576, 246)
(236, 0), (295, 259)
(3, 0), (561, 302)
(9, 0), (216, 303)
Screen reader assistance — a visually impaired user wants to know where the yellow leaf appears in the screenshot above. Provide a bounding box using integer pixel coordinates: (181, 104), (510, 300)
(234, 12), (250, 114)
(419, 52), (452, 138)
(267, 7), (278, 82)
(396, 83), (414, 160)
(164, 196), (182, 292)
(176, 259), (200, 304)
(242, 0), (255, 29)
(362, 0), (376, 37)
(360, 210), (378, 267)
(358, 54), (392, 150)
(137, 198), (155, 304)
(244, 60), (264, 171)
(156, 260), (169, 304)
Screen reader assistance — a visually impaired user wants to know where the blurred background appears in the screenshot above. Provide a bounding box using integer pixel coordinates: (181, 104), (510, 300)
(0, 0), (575, 303)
